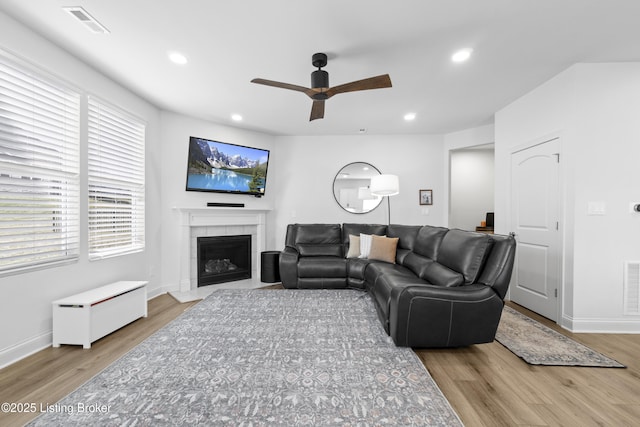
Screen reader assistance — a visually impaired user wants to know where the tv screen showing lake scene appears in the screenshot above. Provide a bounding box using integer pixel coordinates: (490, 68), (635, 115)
(186, 136), (270, 196)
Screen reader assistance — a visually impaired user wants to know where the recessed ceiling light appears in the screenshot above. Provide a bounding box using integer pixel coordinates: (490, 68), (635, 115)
(168, 51), (188, 65)
(404, 113), (416, 121)
(231, 114), (243, 122)
(451, 48), (472, 63)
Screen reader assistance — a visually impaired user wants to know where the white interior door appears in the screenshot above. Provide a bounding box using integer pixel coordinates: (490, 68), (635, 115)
(510, 138), (561, 321)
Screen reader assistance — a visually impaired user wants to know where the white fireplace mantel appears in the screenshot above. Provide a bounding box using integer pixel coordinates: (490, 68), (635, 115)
(174, 207), (270, 292)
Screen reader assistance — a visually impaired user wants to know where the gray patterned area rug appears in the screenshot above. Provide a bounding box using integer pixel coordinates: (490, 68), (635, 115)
(496, 306), (625, 368)
(29, 289), (463, 426)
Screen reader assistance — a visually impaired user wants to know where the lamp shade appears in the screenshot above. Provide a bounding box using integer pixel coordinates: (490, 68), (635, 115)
(370, 174), (399, 196)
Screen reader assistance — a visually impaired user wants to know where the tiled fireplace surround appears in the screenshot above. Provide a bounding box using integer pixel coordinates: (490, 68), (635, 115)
(176, 208), (268, 293)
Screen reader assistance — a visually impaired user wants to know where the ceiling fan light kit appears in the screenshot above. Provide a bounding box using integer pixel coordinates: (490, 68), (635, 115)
(251, 52), (392, 121)
(311, 71), (329, 94)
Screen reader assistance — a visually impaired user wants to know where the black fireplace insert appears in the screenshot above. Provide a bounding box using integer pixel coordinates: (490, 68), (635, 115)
(197, 235), (251, 286)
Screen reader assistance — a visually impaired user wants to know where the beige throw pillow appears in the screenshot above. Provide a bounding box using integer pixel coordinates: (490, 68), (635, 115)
(346, 234), (361, 258)
(368, 235), (399, 264)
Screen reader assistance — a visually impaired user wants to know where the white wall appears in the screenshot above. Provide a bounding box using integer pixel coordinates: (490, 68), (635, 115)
(495, 63), (640, 332)
(158, 112), (277, 290)
(449, 148), (495, 230)
(571, 63), (640, 330)
(444, 124), (495, 151)
(270, 134), (445, 246)
(0, 11), (162, 367)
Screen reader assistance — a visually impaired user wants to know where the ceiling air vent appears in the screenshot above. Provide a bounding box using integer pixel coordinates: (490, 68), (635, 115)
(62, 7), (110, 34)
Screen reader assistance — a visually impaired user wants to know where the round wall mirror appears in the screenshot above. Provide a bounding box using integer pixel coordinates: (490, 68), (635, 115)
(333, 162), (383, 214)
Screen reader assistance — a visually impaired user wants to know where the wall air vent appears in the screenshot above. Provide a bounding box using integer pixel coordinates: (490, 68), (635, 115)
(623, 261), (640, 315)
(62, 7), (110, 34)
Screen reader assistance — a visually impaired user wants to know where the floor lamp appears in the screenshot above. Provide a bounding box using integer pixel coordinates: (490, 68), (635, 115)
(370, 174), (399, 225)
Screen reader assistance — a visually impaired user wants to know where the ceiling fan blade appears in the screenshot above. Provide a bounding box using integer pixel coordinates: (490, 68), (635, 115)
(325, 74), (392, 98)
(310, 99), (325, 121)
(251, 78), (310, 93)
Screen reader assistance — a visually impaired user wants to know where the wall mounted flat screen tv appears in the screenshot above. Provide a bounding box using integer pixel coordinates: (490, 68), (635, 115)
(186, 136), (270, 196)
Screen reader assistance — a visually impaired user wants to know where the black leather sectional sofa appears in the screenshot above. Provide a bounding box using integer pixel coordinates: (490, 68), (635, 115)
(280, 223), (516, 348)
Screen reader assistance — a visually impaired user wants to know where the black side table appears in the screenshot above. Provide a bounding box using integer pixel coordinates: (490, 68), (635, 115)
(260, 251), (281, 283)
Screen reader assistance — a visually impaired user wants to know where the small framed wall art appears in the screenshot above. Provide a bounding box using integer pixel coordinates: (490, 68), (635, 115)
(419, 189), (433, 205)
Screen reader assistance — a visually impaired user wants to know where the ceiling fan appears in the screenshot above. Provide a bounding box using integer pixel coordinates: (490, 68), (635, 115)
(251, 53), (392, 121)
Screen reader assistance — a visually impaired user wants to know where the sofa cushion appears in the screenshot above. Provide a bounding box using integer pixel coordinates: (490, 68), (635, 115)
(298, 256), (346, 278)
(297, 244), (343, 257)
(412, 226), (448, 259)
(402, 252), (434, 279)
(368, 235), (399, 264)
(387, 225), (421, 251)
(294, 223), (342, 244)
(422, 262), (464, 287)
(437, 229), (493, 284)
(364, 262), (417, 289)
(294, 224), (343, 257)
(386, 225), (421, 264)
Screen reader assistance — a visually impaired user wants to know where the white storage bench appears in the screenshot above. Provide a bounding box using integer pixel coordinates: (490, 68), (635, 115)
(52, 281), (148, 349)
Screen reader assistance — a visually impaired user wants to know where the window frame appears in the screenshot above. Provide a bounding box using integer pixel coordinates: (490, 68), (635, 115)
(87, 96), (146, 260)
(0, 50), (81, 276)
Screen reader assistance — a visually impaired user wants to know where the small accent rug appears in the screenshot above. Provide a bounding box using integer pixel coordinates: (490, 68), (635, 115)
(496, 306), (625, 368)
(29, 289), (463, 426)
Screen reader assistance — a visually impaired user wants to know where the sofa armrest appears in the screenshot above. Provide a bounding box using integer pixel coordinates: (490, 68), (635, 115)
(389, 284), (504, 347)
(279, 246), (300, 288)
(477, 233), (516, 299)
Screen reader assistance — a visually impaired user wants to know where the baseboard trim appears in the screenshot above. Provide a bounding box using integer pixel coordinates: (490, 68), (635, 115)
(147, 285), (173, 300)
(0, 331), (52, 369)
(1, 287), (177, 369)
(562, 314), (640, 333)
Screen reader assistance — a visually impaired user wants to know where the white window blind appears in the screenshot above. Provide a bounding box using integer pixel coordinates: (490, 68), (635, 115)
(88, 97), (145, 259)
(0, 55), (81, 275)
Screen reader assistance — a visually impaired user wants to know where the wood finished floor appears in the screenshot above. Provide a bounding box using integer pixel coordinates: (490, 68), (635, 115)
(1, 291), (639, 427)
(417, 302), (640, 426)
